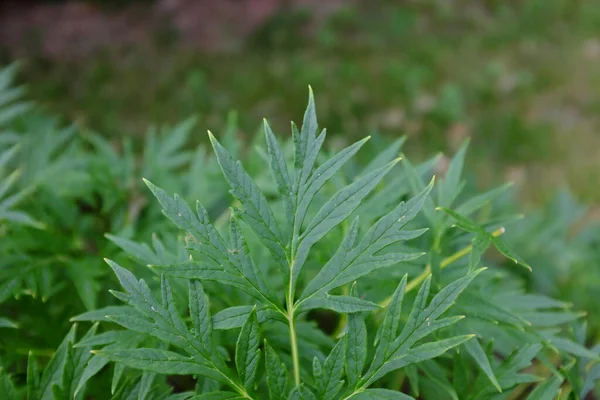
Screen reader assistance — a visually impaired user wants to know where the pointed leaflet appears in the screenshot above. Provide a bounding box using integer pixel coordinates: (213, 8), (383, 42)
(293, 87), (320, 187)
(295, 136), (370, 235)
(363, 270), (482, 386)
(359, 136), (406, 177)
(469, 233), (491, 272)
(189, 280), (214, 349)
(0, 369), (16, 400)
(526, 373), (563, 400)
(300, 178), (433, 302)
(235, 308), (261, 390)
(38, 324), (77, 400)
(345, 295), (368, 390)
(298, 294), (380, 313)
(455, 182), (513, 217)
(209, 131), (288, 270)
(402, 157), (438, 228)
(27, 351), (40, 400)
(293, 158), (399, 287)
(288, 384), (318, 400)
(318, 339), (345, 399)
(264, 341), (290, 400)
(464, 339), (501, 392)
(581, 363), (600, 399)
(373, 276), (407, 367)
(439, 139), (469, 208)
(264, 119), (293, 227)
(144, 180), (277, 305)
(213, 306), (284, 330)
(93, 348), (223, 381)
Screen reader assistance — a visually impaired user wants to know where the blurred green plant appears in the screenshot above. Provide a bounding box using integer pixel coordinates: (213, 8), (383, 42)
(1, 58), (600, 398)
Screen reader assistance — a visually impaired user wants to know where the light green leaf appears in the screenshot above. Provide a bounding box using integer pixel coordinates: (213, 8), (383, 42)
(0, 317), (17, 328)
(469, 233), (491, 272)
(70, 305), (136, 322)
(464, 339), (501, 392)
(235, 308), (261, 390)
(455, 182), (513, 216)
(192, 392), (245, 400)
(439, 139), (469, 208)
(581, 363), (600, 399)
(264, 340), (290, 400)
(288, 383), (317, 400)
(527, 373), (563, 400)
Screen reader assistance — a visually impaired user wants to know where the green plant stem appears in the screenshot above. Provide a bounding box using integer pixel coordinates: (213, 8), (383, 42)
(287, 302), (301, 386)
(379, 227), (505, 308)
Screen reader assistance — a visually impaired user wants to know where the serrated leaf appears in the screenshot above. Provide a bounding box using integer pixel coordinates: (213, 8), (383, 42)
(209, 131), (288, 270)
(265, 341), (290, 400)
(288, 383), (317, 400)
(189, 280), (214, 348)
(38, 324), (76, 400)
(70, 305), (136, 322)
(300, 179), (433, 301)
(264, 119), (293, 227)
(298, 294), (380, 313)
(295, 136), (370, 237)
(293, 159), (399, 287)
(235, 308), (261, 390)
(464, 339), (501, 392)
(346, 302), (368, 390)
(318, 338), (345, 399)
(94, 348), (223, 382)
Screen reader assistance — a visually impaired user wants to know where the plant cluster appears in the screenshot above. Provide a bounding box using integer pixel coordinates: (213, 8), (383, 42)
(0, 63), (599, 399)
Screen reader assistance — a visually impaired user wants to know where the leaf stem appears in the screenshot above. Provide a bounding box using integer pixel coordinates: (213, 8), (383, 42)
(379, 227), (505, 308)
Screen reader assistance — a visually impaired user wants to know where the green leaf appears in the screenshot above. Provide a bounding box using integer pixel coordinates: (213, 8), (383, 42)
(469, 233), (491, 272)
(347, 388), (415, 399)
(318, 339), (345, 399)
(0, 317), (17, 328)
(360, 137), (406, 177)
(295, 136), (370, 237)
(346, 298), (368, 390)
(437, 207), (482, 233)
(235, 307), (261, 390)
(264, 119), (293, 227)
(264, 340), (290, 400)
(138, 371), (158, 400)
(298, 294), (380, 313)
(293, 158), (400, 287)
(70, 305), (136, 322)
(300, 179), (433, 301)
(209, 131), (288, 269)
(288, 383), (317, 400)
(581, 363), (600, 398)
(439, 139), (469, 208)
(193, 392), (245, 400)
(455, 182), (513, 216)
(0, 369), (17, 400)
(38, 324), (76, 400)
(374, 275), (408, 352)
(27, 351), (40, 400)
(464, 339), (501, 392)
(212, 306), (283, 330)
(189, 280), (214, 350)
(94, 348), (223, 382)
(527, 373), (563, 400)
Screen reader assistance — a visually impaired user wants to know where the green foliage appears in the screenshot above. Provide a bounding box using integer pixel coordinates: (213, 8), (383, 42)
(1, 63), (599, 398)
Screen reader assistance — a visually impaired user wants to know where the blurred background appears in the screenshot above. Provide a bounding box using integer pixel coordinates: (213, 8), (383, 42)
(1, 0), (599, 207)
